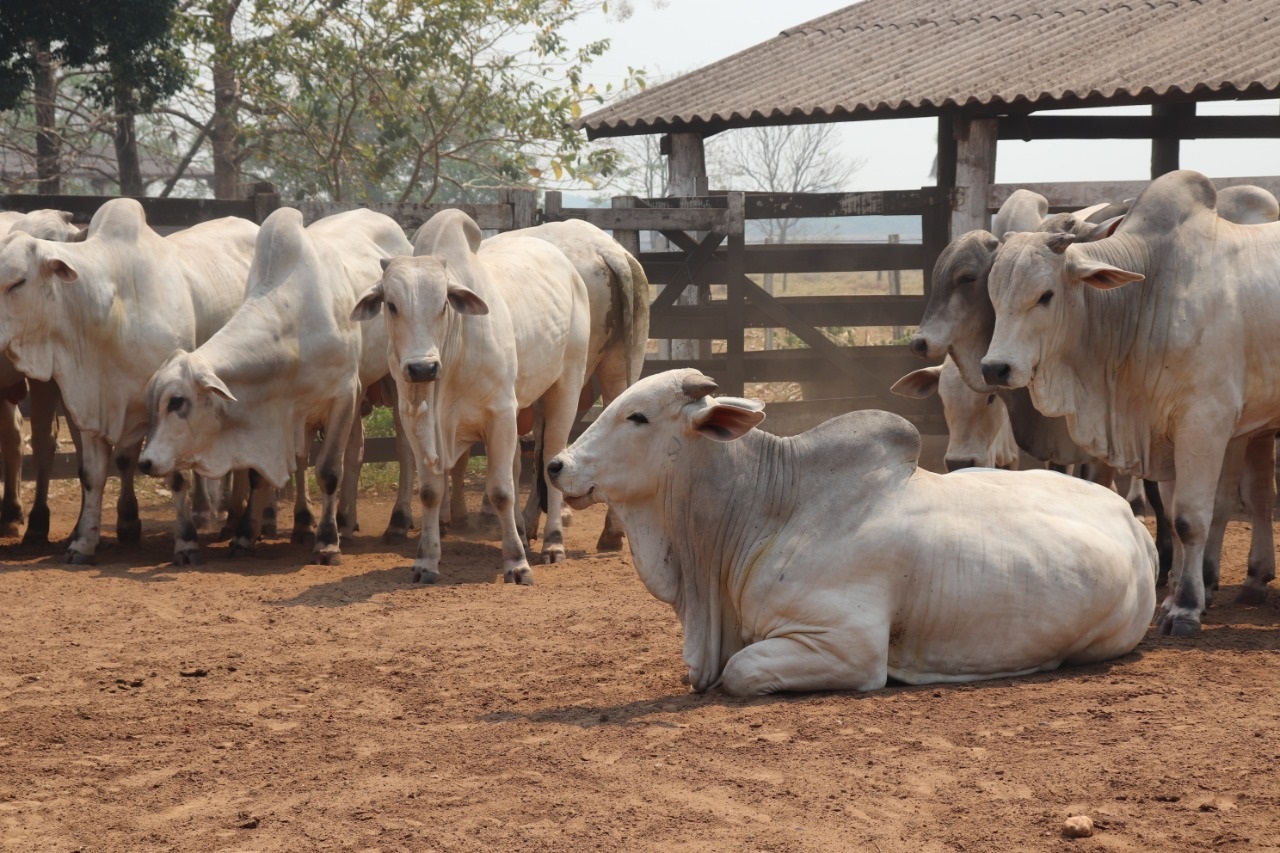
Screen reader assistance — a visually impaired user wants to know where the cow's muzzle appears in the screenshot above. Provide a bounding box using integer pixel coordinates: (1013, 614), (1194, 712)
(980, 359), (1013, 387)
(403, 358), (440, 383)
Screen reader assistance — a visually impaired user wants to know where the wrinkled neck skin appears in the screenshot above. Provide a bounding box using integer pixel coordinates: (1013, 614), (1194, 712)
(611, 430), (797, 692)
(1027, 233), (1160, 474)
(1001, 387), (1089, 466)
(400, 310), (471, 476)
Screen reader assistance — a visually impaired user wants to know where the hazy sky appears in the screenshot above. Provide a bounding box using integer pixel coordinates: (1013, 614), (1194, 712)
(563, 0), (1280, 192)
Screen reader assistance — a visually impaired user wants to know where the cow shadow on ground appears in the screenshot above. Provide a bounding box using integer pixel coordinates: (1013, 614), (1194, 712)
(475, 653), (1160, 731)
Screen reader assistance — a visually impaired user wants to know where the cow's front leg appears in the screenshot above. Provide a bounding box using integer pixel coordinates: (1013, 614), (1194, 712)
(486, 416), (535, 585)
(22, 379), (62, 544)
(411, 464), (446, 584)
(231, 469), (271, 557)
(1157, 429), (1231, 637)
(292, 442), (315, 544)
(0, 401), (23, 536)
(190, 474), (219, 533)
(66, 434), (112, 564)
(114, 442), (142, 545)
(719, 634), (889, 696)
(1237, 431), (1277, 605)
(169, 470), (204, 566)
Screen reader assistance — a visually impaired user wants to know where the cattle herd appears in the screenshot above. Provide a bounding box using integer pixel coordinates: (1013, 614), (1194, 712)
(0, 168), (1276, 697)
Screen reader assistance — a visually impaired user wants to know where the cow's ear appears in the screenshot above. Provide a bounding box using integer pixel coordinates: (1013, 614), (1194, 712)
(44, 257), (78, 282)
(692, 399), (765, 442)
(890, 366), (942, 400)
(351, 283), (384, 321)
(379, 257), (393, 271)
(446, 282), (489, 316)
(197, 371), (237, 403)
(1065, 248), (1144, 290)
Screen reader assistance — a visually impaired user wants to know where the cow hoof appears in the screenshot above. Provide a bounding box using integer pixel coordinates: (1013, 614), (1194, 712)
(0, 521), (21, 538)
(541, 547), (566, 565)
(213, 524), (235, 543)
(1235, 586), (1269, 606)
(596, 532), (625, 552)
(504, 567), (535, 585)
(173, 549), (206, 567)
(1159, 614), (1201, 637)
(261, 520), (278, 539)
(21, 531), (49, 546)
(560, 508), (574, 528)
(65, 549), (96, 566)
(312, 551), (342, 567)
(192, 511), (215, 533)
(230, 542), (256, 558)
(411, 567), (439, 584)
(117, 520), (143, 545)
(381, 529), (409, 545)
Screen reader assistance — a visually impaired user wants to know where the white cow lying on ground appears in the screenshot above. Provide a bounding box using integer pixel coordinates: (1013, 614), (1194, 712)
(140, 208), (412, 565)
(0, 200), (256, 563)
(548, 369), (1156, 696)
(981, 170), (1280, 636)
(352, 209), (589, 585)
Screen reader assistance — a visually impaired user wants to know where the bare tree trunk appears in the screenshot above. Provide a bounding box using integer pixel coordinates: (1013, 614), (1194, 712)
(211, 0), (243, 199)
(33, 48), (61, 194)
(114, 106), (144, 196)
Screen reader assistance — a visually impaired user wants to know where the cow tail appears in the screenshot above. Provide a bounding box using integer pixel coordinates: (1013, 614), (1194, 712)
(622, 251), (651, 384)
(536, 416), (549, 515)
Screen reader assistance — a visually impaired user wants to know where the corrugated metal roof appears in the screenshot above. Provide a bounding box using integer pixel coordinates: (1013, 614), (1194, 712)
(579, 0), (1280, 139)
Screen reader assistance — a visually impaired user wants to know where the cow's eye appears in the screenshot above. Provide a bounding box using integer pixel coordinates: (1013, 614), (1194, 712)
(1037, 290), (1054, 307)
(957, 273), (977, 286)
(6, 278), (25, 292)
(386, 301), (398, 316)
(986, 394), (996, 406)
(626, 413), (648, 425)
(167, 395), (186, 413)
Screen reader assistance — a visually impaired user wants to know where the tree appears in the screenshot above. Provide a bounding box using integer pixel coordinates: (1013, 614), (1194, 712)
(164, 0), (629, 203)
(0, 0), (190, 194)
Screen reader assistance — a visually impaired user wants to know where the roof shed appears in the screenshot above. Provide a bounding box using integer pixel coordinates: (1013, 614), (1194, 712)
(580, 0), (1280, 233)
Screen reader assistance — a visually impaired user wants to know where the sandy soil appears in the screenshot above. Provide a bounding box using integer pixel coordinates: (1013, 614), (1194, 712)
(1, 480), (1278, 853)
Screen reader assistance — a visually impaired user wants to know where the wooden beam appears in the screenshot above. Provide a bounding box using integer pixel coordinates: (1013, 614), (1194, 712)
(998, 112), (1280, 141)
(0, 194), (256, 226)
(989, 175), (1280, 211)
(951, 117), (998, 238)
(294, 200), (515, 232)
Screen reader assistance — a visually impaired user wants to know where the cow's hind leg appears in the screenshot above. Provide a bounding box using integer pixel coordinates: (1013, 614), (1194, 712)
(485, 411), (536, 584)
(0, 400), (23, 536)
(1237, 432), (1277, 605)
(383, 399), (416, 542)
(337, 408), (363, 538)
(169, 470), (204, 566)
(310, 397), (357, 565)
(231, 469), (271, 557)
(535, 378), (583, 566)
(114, 442), (142, 545)
(22, 380), (62, 544)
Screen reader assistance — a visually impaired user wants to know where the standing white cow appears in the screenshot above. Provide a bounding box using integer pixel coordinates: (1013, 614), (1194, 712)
(487, 219), (650, 551)
(0, 210), (80, 538)
(981, 170), (1280, 636)
(352, 208), (590, 585)
(140, 208), (412, 565)
(547, 369), (1156, 696)
(0, 200), (256, 563)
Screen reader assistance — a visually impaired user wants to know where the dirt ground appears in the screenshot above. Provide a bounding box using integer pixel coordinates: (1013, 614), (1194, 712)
(1, 479), (1279, 853)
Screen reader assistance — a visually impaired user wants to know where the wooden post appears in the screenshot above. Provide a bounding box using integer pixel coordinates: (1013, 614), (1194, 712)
(888, 233), (903, 341)
(725, 192), (746, 395)
(950, 116), (998, 239)
(499, 187), (538, 231)
(543, 190), (563, 222)
(1152, 103), (1193, 178)
(665, 132), (709, 362)
(251, 181), (279, 224)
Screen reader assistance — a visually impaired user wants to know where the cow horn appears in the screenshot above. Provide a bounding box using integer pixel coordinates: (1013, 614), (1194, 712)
(1046, 231), (1077, 254)
(682, 373), (718, 400)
